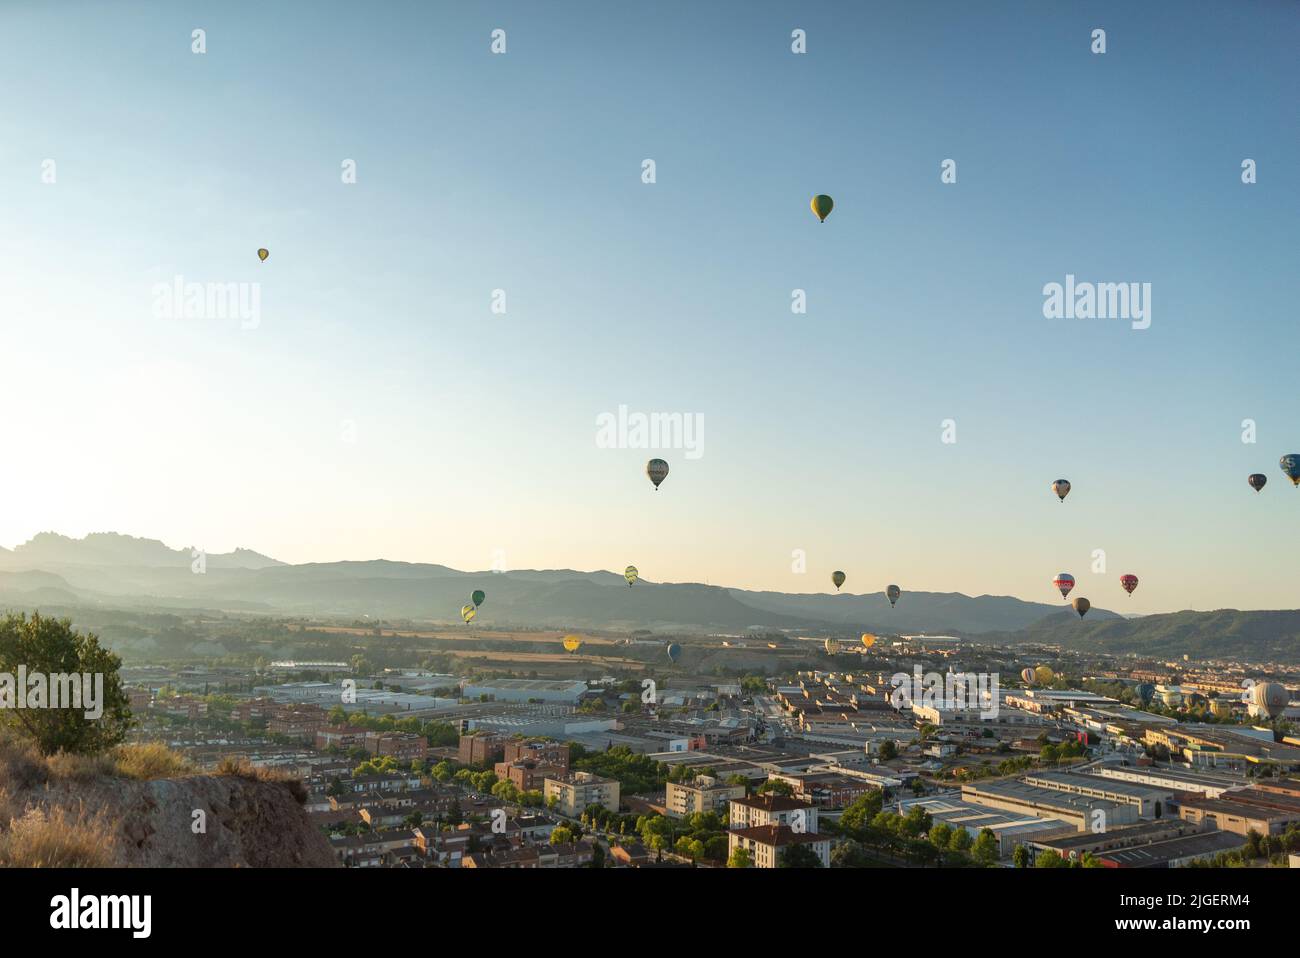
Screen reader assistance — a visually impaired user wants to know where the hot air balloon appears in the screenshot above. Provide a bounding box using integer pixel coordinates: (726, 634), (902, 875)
(646, 458), (669, 490)
(666, 642), (682, 664)
(257, 248), (269, 262)
(1053, 573), (1075, 600)
(886, 584), (901, 608)
(1051, 479), (1071, 502)
(1020, 668), (1037, 685)
(860, 633), (876, 650)
(1252, 682), (1290, 719)
(1248, 473), (1267, 493)
(562, 635), (583, 654)
(1120, 574), (1138, 596)
(810, 194), (834, 223)
(460, 605), (476, 624)
(831, 571), (846, 591)
(1071, 597), (1090, 618)
(471, 589), (486, 608)
(1034, 665), (1055, 684)
(624, 566), (639, 587)
(824, 638), (840, 655)
(1134, 682), (1155, 706)
(1281, 455), (1300, 487)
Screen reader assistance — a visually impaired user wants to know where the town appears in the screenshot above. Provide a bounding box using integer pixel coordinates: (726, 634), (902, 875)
(116, 626), (1300, 870)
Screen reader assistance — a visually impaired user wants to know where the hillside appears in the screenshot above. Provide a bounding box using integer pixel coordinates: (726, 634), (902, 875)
(969, 608), (1300, 662)
(0, 740), (336, 868)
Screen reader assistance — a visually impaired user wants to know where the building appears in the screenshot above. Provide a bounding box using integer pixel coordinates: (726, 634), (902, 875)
(460, 679), (589, 705)
(1020, 771), (1174, 819)
(365, 731), (429, 761)
(728, 794), (819, 832)
(961, 780), (1138, 832)
(1095, 830), (1247, 868)
(1029, 820), (1200, 863)
(897, 796), (1077, 858)
(544, 771), (620, 816)
(315, 726), (368, 752)
(458, 731), (507, 767)
(1088, 763), (1244, 798)
(502, 738), (570, 767)
(1174, 786), (1300, 836)
(665, 776), (746, 819)
(268, 704), (329, 742)
(768, 771), (880, 807)
(727, 825), (830, 868)
(495, 760), (567, 792)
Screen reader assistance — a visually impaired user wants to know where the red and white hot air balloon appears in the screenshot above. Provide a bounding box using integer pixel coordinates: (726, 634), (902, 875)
(1120, 574), (1139, 596)
(1053, 573), (1075, 600)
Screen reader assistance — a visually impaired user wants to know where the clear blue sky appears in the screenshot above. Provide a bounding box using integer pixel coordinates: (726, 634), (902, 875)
(1, 0), (1297, 613)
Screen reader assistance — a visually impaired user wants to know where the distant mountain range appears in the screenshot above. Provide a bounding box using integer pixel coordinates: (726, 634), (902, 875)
(970, 608), (1300, 662)
(0, 532), (1108, 634)
(2, 532), (1297, 662)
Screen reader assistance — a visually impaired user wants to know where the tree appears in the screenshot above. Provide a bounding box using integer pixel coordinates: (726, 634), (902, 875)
(728, 846), (753, 868)
(929, 822), (954, 849)
(1012, 844), (1029, 868)
(878, 740), (898, 761)
(551, 826), (575, 845)
(947, 828), (973, 853)
(0, 612), (132, 755)
(973, 829), (999, 865)
(778, 843), (823, 868)
(830, 839), (872, 868)
(839, 791), (884, 834)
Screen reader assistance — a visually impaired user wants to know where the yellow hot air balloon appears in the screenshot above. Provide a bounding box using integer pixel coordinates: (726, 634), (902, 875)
(257, 248), (269, 262)
(810, 194), (834, 223)
(624, 565), (639, 587)
(460, 605), (476, 624)
(562, 635), (582, 654)
(860, 633), (877, 649)
(1034, 665), (1054, 684)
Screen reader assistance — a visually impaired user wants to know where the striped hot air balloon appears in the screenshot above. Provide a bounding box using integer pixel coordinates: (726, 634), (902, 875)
(1053, 573), (1075, 600)
(1281, 455), (1300, 487)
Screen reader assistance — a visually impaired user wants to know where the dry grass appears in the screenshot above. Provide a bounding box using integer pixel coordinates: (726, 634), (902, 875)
(44, 751), (118, 782)
(216, 757), (308, 804)
(0, 803), (117, 868)
(0, 736), (49, 790)
(1, 728), (193, 784)
(111, 742), (192, 780)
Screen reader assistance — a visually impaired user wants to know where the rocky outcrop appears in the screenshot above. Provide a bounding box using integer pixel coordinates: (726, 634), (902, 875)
(12, 774), (337, 868)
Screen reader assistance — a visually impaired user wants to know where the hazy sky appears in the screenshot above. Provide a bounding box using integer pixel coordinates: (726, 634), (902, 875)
(1, 1), (1297, 613)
